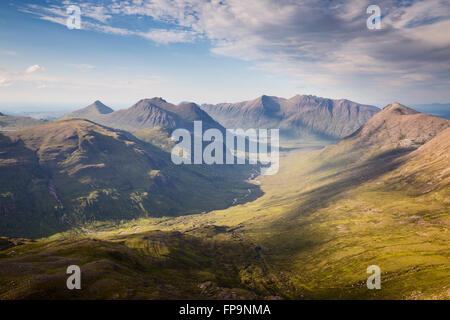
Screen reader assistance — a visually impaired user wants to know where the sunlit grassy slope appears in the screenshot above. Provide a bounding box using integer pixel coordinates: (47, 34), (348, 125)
(1, 104), (449, 299)
(1, 132), (448, 299)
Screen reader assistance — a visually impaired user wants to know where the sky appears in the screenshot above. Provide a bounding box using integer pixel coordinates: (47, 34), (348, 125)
(0, 0), (449, 111)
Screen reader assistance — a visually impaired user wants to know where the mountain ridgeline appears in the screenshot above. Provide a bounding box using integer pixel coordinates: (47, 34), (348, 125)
(70, 98), (225, 134)
(0, 113), (47, 130)
(201, 95), (380, 139)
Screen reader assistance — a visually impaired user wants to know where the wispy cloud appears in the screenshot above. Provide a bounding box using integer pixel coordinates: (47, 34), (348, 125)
(17, 0), (450, 103)
(1, 63), (164, 91)
(25, 65), (46, 74)
(0, 76), (13, 87)
(20, 1), (195, 44)
(140, 29), (195, 44)
(0, 50), (18, 56)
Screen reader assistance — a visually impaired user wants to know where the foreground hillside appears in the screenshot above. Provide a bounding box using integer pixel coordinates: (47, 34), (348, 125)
(0, 104), (448, 299)
(0, 118), (258, 238)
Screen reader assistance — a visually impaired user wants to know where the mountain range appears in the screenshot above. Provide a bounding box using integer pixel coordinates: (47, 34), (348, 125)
(201, 95), (380, 139)
(2, 100), (447, 239)
(0, 101), (448, 299)
(70, 98), (224, 134)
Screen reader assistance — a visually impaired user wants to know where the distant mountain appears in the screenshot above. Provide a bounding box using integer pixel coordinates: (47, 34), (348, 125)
(411, 103), (450, 120)
(0, 113), (47, 130)
(71, 98), (225, 133)
(6, 110), (71, 121)
(70, 100), (114, 119)
(0, 118), (258, 238)
(201, 95), (379, 139)
(321, 102), (450, 163)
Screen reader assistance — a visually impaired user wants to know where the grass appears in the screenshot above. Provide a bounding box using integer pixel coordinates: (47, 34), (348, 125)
(0, 135), (449, 299)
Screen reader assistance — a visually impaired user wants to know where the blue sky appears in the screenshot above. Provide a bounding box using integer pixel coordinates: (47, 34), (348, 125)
(1, 0), (449, 111)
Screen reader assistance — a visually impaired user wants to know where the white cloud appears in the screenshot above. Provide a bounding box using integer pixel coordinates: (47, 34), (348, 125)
(25, 65), (46, 74)
(0, 76), (13, 87)
(140, 29), (195, 44)
(18, 0), (450, 103)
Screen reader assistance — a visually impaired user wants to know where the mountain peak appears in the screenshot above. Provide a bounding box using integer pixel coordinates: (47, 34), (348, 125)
(147, 97), (167, 103)
(253, 95), (281, 112)
(70, 101), (114, 118)
(92, 100), (105, 106)
(344, 103), (450, 153)
(133, 98), (168, 108)
(382, 102), (419, 115)
(0, 112), (4, 117)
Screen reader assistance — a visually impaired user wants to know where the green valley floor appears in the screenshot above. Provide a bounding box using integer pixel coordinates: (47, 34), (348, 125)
(0, 144), (449, 299)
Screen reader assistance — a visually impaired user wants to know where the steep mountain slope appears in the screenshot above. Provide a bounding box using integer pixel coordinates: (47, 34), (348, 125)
(201, 95), (379, 139)
(382, 127), (450, 195)
(0, 113), (47, 130)
(0, 118), (258, 238)
(321, 102), (450, 165)
(69, 100), (114, 119)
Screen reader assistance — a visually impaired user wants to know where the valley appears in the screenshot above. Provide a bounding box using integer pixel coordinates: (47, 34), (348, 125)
(1, 0), (449, 304)
(1, 103), (448, 299)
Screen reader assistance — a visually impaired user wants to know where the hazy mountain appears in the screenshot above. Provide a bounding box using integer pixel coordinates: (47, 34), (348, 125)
(0, 118), (258, 238)
(71, 98), (225, 133)
(201, 95), (380, 139)
(70, 100), (114, 119)
(412, 103), (450, 120)
(5, 110), (71, 121)
(0, 113), (47, 130)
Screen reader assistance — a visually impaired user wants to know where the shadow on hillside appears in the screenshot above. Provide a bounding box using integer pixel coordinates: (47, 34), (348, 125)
(0, 132), (263, 239)
(0, 229), (270, 299)
(271, 148), (414, 226)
